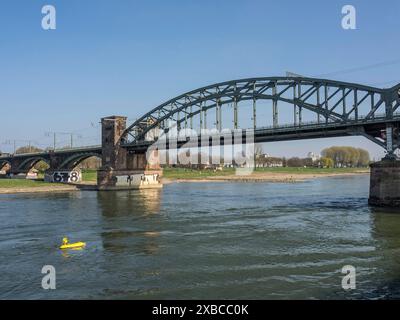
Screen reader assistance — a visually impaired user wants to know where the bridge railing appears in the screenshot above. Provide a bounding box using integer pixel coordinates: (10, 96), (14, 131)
(257, 113), (394, 132)
(147, 113), (399, 141)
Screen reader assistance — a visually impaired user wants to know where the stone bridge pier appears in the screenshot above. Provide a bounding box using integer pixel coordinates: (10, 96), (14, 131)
(369, 123), (400, 207)
(369, 158), (400, 207)
(97, 116), (163, 190)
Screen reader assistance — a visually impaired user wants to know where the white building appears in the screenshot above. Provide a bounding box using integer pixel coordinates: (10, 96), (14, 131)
(307, 152), (321, 162)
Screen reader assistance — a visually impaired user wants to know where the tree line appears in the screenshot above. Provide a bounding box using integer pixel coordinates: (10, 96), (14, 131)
(321, 146), (370, 168)
(257, 146), (370, 168)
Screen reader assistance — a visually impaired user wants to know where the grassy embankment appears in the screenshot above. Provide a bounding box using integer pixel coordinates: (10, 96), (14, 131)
(77, 167), (369, 181)
(81, 169), (97, 181)
(0, 179), (65, 189)
(0, 169), (97, 189)
(162, 166), (369, 180)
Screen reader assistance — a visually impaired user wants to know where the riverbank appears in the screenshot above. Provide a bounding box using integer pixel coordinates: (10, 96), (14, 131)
(0, 179), (77, 194)
(0, 167), (370, 194)
(0, 170), (97, 194)
(0, 179), (97, 194)
(162, 167), (370, 183)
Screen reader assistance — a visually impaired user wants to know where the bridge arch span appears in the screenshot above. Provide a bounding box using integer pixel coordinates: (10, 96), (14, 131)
(17, 157), (50, 173)
(121, 76), (398, 144)
(58, 153), (101, 170)
(0, 160), (11, 172)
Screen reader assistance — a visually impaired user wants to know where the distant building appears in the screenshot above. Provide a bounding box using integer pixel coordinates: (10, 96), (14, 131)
(256, 154), (284, 168)
(307, 152), (321, 162)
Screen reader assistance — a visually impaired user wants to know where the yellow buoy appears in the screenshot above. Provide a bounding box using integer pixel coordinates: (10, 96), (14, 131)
(60, 237), (86, 250)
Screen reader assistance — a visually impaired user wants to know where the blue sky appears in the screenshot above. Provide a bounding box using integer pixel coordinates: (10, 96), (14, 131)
(0, 0), (399, 159)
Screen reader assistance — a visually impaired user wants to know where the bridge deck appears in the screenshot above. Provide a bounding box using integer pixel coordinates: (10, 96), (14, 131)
(122, 116), (399, 151)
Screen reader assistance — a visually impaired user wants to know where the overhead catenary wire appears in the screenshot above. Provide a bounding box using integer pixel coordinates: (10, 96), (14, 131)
(316, 58), (400, 78)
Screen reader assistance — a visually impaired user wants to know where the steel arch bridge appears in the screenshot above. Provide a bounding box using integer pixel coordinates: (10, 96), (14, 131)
(1, 76), (400, 177)
(121, 77), (400, 154)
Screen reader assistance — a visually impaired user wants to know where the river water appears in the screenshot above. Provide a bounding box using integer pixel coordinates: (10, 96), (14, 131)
(1, 175), (400, 299)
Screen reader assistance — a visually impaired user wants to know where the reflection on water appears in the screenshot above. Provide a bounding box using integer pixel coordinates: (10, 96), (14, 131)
(98, 189), (162, 217)
(1, 175), (400, 299)
(98, 189), (162, 256)
(61, 247), (85, 259)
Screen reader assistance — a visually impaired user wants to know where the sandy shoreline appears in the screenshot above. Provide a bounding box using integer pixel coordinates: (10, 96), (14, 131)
(0, 171), (369, 194)
(0, 185), (80, 194)
(0, 182), (97, 194)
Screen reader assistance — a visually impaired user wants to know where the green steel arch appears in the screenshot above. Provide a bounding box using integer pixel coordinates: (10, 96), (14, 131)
(121, 77), (400, 144)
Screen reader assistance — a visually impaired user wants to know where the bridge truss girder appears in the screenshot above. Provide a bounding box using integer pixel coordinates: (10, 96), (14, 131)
(122, 77), (400, 153)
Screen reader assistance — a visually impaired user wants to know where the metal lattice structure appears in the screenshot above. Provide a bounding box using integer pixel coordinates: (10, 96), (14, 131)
(121, 77), (400, 154)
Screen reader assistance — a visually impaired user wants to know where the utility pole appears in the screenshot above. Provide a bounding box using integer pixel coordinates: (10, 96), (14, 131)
(3, 139), (36, 154)
(46, 131), (80, 150)
(5, 140), (16, 153)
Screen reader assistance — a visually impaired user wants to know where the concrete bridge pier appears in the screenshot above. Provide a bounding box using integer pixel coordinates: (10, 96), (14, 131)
(97, 116), (162, 190)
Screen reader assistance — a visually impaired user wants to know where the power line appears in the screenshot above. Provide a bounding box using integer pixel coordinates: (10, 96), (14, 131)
(44, 132), (83, 150)
(366, 79), (400, 88)
(2, 139), (39, 153)
(316, 58), (400, 78)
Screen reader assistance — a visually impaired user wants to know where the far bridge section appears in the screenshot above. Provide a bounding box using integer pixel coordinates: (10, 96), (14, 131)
(0, 146), (102, 183)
